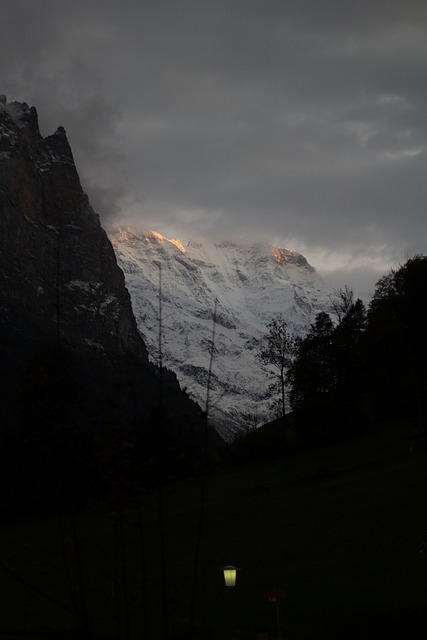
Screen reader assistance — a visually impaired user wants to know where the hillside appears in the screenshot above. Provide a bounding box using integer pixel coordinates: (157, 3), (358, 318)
(0, 97), (202, 432)
(0, 98), (206, 513)
(110, 226), (334, 437)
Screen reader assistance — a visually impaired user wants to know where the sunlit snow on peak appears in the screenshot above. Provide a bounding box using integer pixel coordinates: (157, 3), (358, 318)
(109, 226), (334, 436)
(111, 225), (186, 254)
(269, 245), (294, 263)
(169, 238), (186, 253)
(115, 226), (132, 243)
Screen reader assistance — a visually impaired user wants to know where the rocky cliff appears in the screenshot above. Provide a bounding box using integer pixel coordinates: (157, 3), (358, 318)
(0, 97), (202, 438)
(0, 96), (144, 360)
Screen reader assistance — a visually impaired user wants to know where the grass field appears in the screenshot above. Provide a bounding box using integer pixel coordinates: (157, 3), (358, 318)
(1, 422), (427, 639)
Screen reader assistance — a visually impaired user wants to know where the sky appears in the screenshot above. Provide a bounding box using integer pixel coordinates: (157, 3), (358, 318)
(1, 0), (427, 301)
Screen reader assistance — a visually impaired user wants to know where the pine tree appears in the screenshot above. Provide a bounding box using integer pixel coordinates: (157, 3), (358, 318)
(367, 255), (427, 429)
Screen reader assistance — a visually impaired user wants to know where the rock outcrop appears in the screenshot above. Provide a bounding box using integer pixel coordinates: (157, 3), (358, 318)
(0, 98), (202, 435)
(0, 98), (144, 360)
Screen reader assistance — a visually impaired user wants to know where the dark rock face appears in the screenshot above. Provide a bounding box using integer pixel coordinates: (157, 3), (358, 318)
(0, 99), (201, 436)
(0, 100), (144, 361)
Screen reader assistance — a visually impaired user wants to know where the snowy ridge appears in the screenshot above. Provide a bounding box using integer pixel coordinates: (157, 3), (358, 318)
(110, 226), (333, 438)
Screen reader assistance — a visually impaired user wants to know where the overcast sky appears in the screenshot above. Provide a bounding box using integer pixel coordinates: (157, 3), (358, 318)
(2, 0), (427, 300)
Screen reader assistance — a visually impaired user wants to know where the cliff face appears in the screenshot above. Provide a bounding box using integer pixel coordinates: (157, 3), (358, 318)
(0, 97), (200, 434)
(0, 97), (145, 361)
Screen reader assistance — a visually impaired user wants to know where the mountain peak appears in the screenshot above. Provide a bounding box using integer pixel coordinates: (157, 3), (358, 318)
(110, 225), (333, 436)
(111, 225), (187, 254)
(269, 244), (315, 271)
(0, 97), (41, 140)
(1, 101), (203, 438)
(169, 238), (186, 253)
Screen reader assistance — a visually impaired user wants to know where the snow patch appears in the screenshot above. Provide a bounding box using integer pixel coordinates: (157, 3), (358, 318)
(109, 226), (334, 434)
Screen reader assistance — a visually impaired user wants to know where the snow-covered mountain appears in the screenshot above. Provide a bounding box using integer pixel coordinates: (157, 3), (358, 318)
(110, 226), (334, 437)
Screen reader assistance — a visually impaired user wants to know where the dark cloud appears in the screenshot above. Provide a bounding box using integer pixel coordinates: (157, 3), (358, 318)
(2, 0), (427, 298)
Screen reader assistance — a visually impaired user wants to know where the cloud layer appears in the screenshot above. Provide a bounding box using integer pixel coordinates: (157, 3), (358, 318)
(2, 0), (427, 299)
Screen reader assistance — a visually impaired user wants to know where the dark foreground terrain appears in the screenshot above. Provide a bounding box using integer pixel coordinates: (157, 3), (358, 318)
(0, 421), (427, 639)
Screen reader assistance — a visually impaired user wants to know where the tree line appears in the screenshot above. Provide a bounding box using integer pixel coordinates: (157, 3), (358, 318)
(260, 255), (427, 446)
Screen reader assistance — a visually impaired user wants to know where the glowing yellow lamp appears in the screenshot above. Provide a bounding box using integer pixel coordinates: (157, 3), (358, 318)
(222, 565), (238, 588)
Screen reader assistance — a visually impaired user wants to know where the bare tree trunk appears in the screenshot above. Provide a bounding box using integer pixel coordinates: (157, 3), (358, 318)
(137, 499), (149, 639)
(58, 515), (81, 631)
(70, 511), (91, 638)
(280, 363), (286, 421)
(157, 262), (163, 407)
(188, 300), (217, 639)
(156, 261), (169, 640)
(118, 507), (131, 640)
(158, 488), (169, 640)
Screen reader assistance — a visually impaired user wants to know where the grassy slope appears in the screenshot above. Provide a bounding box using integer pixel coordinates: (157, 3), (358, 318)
(1, 423), (427, 639)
